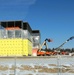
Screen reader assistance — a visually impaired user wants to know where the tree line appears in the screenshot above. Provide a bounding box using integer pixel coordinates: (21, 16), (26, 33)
(43, 48), (74, 53)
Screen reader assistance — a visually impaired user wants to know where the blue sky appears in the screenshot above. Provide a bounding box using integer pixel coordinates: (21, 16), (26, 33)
(0, 0), (74, 49)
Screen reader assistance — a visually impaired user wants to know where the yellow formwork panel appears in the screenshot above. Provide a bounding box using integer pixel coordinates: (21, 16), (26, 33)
(0, 38), (32, 56)
(23, 39), (32, 56)
(28, 40), (32, 55)
(0, 39), (23, 56)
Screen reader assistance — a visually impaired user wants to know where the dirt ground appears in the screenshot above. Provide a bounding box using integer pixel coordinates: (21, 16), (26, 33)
(0, 64), (74, 73)
(0, 56), (74, 75)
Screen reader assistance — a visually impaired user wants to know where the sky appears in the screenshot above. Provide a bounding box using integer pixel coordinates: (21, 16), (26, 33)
(0, 0), (74, 49)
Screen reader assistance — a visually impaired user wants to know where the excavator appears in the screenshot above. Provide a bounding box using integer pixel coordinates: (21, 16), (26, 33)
(37, 36), (74, 56)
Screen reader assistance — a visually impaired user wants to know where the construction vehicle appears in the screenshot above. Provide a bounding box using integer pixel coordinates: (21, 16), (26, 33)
(54, 36), (74, 55)
(37, 36), (74, 56)
(37, 38), (52, 56)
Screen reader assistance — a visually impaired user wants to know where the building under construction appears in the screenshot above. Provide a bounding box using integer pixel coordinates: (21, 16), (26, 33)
(0, 21), (40, 56)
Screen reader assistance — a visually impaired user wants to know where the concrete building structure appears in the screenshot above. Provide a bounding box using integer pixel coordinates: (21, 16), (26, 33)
(0, 21), (40, 56)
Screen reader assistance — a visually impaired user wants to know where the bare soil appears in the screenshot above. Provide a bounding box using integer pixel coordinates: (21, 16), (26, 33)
(0, 64), (74, 73)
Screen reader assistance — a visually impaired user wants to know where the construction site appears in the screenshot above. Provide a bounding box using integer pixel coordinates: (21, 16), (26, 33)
(0, 20), (74, 75)
(0, 20), (41, 57)
(0, 20), (74, 57)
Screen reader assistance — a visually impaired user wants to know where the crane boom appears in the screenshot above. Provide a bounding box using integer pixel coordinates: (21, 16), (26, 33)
(55, 36), (74, 51)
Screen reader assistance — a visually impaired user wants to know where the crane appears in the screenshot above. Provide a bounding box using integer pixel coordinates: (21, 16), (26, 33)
(54, 36), (74, 55)
(55, 36), (74, 51)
